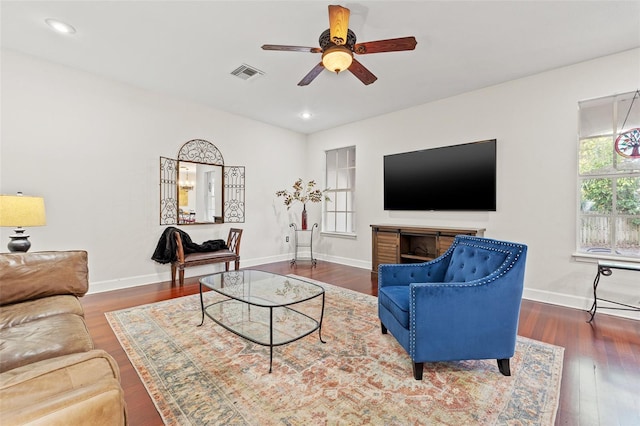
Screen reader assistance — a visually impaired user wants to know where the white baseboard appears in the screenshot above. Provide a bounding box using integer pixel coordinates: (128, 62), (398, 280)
(522, 287), (590, 311)
(87, 254), (291, 294)
(88, 273), (166, 294)
(316, 253), (370, 270)
(522, 287), (640, 321)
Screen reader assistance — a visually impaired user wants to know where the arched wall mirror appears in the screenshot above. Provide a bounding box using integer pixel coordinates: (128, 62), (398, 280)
(160, 139), (245, 225)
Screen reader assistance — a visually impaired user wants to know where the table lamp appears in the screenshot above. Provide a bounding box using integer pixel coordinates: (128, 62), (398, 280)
(0, 192), (47, 252)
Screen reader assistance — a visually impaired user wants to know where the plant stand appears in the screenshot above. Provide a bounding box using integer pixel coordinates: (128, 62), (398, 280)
(290, 223), (318, 267)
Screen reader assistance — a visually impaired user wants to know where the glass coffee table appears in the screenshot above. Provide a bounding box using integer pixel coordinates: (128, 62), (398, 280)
(198, 270), (326, 372)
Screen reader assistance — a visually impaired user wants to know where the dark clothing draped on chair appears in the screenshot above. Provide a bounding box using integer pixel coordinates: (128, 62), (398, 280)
(151, 226), (228, 264)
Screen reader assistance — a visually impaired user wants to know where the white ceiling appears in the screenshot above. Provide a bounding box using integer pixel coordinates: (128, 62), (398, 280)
(2, 1), (639, 134)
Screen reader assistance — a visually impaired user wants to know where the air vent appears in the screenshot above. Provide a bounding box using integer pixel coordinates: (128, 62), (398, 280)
(230, 64), (265, 81)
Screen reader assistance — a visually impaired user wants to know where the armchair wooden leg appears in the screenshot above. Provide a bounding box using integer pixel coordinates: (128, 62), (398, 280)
(413, 362), (424, 380)
(171, 265), (177, 285)
(497, 358), (511, 376)
(179, 270), (185, 286)
(381, 322), (387, 334)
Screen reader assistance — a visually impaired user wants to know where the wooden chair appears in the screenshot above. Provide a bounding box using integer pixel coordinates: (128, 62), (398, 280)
(171, 228), (243, 286)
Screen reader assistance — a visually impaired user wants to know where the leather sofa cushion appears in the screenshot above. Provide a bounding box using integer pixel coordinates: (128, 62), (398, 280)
(378, 285), (410, 329)
(0, 295), (84, 329)
(0, 251), (89, 306)
(0, 314), (93, 373)
(444, 245), (507, 283)
(0, 350), (126, 426)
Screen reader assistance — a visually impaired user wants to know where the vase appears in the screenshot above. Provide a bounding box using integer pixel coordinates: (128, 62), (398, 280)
(301, 204), (308, 230)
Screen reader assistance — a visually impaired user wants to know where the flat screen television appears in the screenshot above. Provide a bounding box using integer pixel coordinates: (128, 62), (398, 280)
(383, 139), (496, 211)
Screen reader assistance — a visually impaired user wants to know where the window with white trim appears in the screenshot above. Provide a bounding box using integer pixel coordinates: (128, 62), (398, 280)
(324, 146), (356, 234)
(578, 90), (640, 258)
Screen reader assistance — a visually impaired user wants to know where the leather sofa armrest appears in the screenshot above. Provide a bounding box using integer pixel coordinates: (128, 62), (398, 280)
(0, 378), (126, 426)
(0, 350), (126, 425)
(0, 349), (120, 390)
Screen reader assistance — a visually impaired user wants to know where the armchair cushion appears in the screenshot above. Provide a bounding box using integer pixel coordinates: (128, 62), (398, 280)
(378, 286), (410, 329)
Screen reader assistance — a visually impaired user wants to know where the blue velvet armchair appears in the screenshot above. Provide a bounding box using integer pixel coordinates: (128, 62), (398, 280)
(378, 235), (528, 380)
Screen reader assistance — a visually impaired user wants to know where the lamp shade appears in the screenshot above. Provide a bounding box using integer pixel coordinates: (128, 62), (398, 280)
(0, 195), (46, 227)
(322, 45), (353, 73)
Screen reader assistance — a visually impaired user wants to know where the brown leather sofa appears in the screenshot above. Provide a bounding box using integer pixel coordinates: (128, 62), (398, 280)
(0, 251), (127, 425)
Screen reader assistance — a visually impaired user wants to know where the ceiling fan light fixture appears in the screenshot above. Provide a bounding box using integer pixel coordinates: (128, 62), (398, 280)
(322, 45), (353, 74)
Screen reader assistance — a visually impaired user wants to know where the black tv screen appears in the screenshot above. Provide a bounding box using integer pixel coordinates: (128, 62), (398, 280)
(384, 139), (496, 211)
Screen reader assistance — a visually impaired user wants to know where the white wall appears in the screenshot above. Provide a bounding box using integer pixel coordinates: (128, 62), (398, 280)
(308, 48), (640, 318)
(0, 50), (307, 292)
(2, 48), (639, 319)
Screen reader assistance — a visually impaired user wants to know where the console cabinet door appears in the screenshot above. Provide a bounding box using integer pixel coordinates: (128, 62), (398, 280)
(437, 235), (456, 256)
(372, 231), (399, 273)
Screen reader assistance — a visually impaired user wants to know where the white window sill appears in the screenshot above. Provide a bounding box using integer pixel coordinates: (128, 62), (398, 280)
(572, 252), (640, 265)
(321, 231), (357, 240)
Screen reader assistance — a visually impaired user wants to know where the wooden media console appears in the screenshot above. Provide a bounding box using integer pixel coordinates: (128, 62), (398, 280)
(370, 224), (485, 275)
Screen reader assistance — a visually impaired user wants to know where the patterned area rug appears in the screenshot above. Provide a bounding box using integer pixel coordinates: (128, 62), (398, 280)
(106, 276), (563, 425)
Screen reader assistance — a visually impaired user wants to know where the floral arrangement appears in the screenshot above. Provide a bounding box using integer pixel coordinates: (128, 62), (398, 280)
(276, 178), (330, 209)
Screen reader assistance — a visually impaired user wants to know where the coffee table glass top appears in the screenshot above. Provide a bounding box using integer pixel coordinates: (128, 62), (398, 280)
(199, 269), (324, 307)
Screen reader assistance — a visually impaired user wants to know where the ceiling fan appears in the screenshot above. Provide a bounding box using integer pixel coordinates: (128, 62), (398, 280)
(261, 5), (417, 86)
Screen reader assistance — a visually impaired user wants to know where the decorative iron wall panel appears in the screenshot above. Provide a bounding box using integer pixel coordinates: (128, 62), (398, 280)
(177, 139), (224, 165)
(224, 166), (245, 223)
(160, 156), (178, 225)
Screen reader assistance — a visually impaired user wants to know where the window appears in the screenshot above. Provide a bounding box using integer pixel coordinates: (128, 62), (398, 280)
(324, 146), (356, 234)
(578, 91), (640, 259)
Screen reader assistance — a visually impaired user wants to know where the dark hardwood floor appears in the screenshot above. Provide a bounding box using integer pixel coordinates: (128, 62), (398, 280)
(81, 261), (640, 426)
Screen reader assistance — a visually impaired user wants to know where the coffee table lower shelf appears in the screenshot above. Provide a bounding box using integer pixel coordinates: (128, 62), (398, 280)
(199, 297), (325, 372)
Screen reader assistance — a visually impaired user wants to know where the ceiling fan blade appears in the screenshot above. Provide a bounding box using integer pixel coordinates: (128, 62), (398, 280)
(328, 5), (350, 45)
(354, 37), (417, 54)
(298, 62), (325, 86)
(262, 44), (322, 53)
(348, 58), (377, 85)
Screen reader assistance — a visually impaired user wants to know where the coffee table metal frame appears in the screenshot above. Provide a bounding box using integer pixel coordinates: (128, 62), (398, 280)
(198, 269), (326, 372)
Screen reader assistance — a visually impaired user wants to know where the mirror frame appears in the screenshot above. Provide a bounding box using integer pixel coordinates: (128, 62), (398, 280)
(177, 140), (224, 224)
(159, 139), (245, 225)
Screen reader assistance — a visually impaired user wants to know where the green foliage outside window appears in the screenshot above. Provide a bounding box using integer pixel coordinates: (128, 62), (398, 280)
(580, 137), (640, 219)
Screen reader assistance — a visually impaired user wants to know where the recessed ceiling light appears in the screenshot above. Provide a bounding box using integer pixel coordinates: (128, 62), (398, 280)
(45, 18), (76, 34)
(300, 112), (312, 120)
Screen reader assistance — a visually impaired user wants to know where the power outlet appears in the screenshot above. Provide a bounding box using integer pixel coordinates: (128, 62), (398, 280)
(285, 236), (289, 243)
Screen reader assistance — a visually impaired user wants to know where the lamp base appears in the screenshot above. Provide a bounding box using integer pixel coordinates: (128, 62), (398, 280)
(8, 228), (31, 252)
